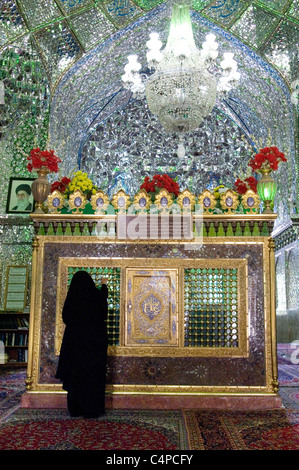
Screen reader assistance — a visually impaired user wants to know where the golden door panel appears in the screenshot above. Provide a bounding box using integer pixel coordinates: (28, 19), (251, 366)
(125, 268), (178, 346)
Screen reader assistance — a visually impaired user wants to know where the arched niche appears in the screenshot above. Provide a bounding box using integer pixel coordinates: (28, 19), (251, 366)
(49, 4), (296, 218)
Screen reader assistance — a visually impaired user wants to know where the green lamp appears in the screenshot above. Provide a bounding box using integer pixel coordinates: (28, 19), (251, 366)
(257, 169), (277, 213)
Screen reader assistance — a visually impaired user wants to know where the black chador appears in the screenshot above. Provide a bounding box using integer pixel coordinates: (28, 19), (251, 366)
(56, 270), (108, 418)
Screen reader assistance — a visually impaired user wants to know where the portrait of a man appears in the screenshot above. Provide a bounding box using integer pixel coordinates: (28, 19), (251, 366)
(6, 178), (35, 214)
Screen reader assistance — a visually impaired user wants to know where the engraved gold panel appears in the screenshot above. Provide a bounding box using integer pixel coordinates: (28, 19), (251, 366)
(125, 268), (178, 346)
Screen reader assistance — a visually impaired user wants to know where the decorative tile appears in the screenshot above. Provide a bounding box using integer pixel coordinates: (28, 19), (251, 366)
(34, 21), (81, 83)
(288, 0), (299, 21)
(103, 0), (141, 27)
(263, 20), (299, 82)
(231, 4), (281, 49)
(133, 0), (163, 11)
(19, 0), (63, 29)
(192, 0), (214, 11)
(204, 0), (250, 27)
(0, 0), (28, 45)
(56, 0), (94, 15)
(254, 0), (292, 14)
(68, 7), (116, 50)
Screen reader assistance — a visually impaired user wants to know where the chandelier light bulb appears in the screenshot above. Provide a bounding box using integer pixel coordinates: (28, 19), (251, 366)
(218, 76), (231, 92)
(220, 52), (237, 71)
(146, 49), (163, 66)
(146, 32), (162, 52)
(202, 33), (218, 50)
(121, 72), (135, 88)
(228, 70), (241, 82)
(131, 76), (145, 94)
(125, 55), (142, 73)
(201, 49), (218, 61)
(174, 39), (191, 59)
(200, 34), (219, 61)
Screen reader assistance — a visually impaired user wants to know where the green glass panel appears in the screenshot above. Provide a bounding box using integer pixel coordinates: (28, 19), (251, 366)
(184, 267), (239, 348)
(231, 4), (280, 48)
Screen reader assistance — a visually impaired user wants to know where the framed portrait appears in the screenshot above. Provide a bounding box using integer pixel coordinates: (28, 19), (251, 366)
(6, 177), (36, 214)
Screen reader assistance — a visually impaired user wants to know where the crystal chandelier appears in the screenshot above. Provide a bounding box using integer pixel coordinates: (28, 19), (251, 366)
(122, 0), (240, 157)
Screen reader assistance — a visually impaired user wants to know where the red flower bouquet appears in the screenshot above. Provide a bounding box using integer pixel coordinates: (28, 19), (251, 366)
(234, 176), (257, 195)
(249, 146), (287, 172)
(27, 148), (61, 173)
(140, 174), (180, 197)
(50, 177), (71, 194)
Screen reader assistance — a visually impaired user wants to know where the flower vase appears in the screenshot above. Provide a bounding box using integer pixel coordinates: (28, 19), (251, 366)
(31, 168), (51, 213)
(257, 168), (277, 213)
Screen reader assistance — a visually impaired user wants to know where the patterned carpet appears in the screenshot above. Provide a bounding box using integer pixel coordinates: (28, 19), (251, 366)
(0, 408), (188, 450)
(0, 405), (298, 451)
(0, 368), (27, 421)
(184, 409), (299, 450)
(277, 343), (299, 387)
(0, 351), (299, 451)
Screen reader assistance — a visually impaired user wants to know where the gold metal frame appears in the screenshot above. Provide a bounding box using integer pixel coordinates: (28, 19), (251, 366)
(68, 190), (88, 213)
(46, 190), (65, 213)
(90, 190), (109, 213)
(133, 190), (152, 212)
(197, 189), (216, 213)
(125, 267), (179, 347)
(220, 189), (239, 213)
(177, 189), (196, 211)
(241, 189), (260, 213)
(154, 189), (173, 212)
(111, 190), (131, 212)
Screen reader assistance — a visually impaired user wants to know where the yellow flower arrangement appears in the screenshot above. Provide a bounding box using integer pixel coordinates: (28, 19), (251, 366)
(65, 170), (97, 199)
(213, 185), (226, 199)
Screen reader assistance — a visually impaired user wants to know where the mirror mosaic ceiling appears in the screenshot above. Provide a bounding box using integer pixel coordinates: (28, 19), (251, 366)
(0, 0), (298, 222)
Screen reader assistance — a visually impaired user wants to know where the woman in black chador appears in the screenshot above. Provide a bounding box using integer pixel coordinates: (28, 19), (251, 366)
(56, 270), (108, 418)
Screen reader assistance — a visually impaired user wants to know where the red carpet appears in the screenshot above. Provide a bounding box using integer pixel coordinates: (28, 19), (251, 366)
(1, 360), (299, 451)
(0, 409), (188, 450)
(0, 407), (299, 450)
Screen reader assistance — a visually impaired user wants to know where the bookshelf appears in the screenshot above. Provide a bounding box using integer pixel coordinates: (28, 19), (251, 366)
(0, 311), (29, 367)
